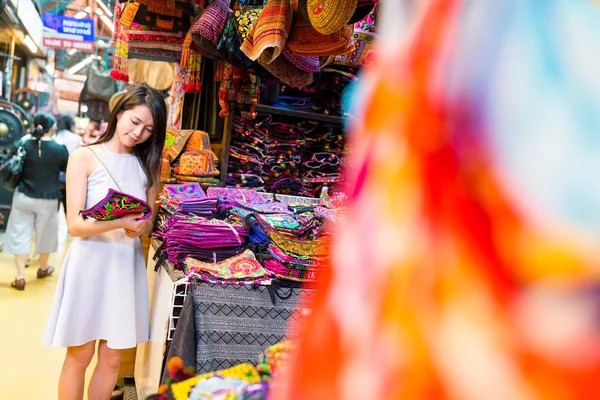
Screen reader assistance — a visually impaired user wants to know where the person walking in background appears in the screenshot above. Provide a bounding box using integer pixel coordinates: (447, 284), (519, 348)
(55, 114), (83, 154)
(55, 114), (83, 215)
(4, 112), (69, 290)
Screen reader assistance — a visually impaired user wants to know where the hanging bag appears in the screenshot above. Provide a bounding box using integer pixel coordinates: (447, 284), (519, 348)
(0, 140), (26, 191)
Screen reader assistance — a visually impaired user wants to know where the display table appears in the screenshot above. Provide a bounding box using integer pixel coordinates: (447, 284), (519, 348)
(134, 238), (315, 398)
(134, 239), (185, 400)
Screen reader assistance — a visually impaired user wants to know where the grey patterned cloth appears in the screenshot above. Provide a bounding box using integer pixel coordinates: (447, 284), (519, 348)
(162, 281), (314, 380)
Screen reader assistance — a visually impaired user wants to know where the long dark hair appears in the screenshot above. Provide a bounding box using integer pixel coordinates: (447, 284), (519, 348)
(95, 85), (167, 189)
(33, 112), (56, 140)
(57, 114), (76, 132)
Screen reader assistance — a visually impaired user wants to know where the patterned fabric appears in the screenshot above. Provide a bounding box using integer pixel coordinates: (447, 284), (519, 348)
(184, 249), (271, 283)
(207, 187), (267, 208)
(235, 200), (291, 214)
(287, 18), (354, 56)
(281, 47), (321, 73)
(335, 7), (377, 66)
(256, 213), (301, 231)
(266, 230), (328, 257)
(263, 259), (318, 282)
(178, 150), (220, 177)
(167, 64), (185, 130)
(191, 0), (230, 45)
(240, 0), (293, 64)
(164, 129), (195, 162)
(80, 188), (152, 221)
(258, 52), (314, 88)
(191, 282), (313, 373)
(234, 7), (263, 41)
(267, 243), (323, 268)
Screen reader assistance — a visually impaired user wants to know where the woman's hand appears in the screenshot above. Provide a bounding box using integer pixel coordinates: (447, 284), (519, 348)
(120, 213), (147, 238)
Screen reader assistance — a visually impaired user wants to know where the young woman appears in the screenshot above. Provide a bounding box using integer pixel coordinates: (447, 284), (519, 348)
(42, 85), (167, 400)
(4, 112), (69, 290)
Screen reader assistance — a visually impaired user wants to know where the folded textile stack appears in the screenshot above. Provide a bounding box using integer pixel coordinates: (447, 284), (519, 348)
(158, 183), (218, 217)
(163, 215), (249, 263)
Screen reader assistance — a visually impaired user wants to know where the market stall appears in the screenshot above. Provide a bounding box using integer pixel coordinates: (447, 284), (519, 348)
(103, 0), (376, 398)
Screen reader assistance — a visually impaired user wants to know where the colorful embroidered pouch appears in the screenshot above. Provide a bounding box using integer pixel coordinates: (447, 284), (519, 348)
(80, 189), (152, 221)
(184, 249), (270, 281)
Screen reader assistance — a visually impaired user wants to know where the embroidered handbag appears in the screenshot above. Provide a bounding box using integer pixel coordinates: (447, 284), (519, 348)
(80, 188), (152, 221)
(80, 147), (152, 221)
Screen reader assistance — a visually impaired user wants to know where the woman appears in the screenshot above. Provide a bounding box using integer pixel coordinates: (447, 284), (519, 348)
(55, 114), (83, 215)
(4, 112), (69, 290)
(42, 85), (166, 400)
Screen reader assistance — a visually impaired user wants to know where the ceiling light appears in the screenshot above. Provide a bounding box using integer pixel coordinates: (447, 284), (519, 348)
(68, 49), (77, 56)
(46, 64), (55, 75)
(95, 0), (113, 17)
(74, 11), (87, 19)
(24, 35), (38, 53)
(100, 15), (114, 33)
(67, 55), (95, 76)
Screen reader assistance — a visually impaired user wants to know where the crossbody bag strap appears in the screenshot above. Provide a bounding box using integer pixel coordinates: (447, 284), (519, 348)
(87, 146), (124, 192)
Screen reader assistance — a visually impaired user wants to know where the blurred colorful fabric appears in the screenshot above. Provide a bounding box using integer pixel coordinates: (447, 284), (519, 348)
(274, 0), (600, 399)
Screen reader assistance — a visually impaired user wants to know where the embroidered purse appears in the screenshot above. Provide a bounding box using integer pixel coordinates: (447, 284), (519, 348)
(79, 147), (152, 221)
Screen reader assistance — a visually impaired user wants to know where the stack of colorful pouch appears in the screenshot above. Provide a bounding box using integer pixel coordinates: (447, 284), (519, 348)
(163, 215), (249, 263)
(184, 249), (272, 285)
(158, 183), (218, 217)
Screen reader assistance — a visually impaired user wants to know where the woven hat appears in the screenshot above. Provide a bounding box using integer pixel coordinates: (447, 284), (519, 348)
(240, 0), (293, 64)
(287, 17), (354, 57)
(109, 90), (128, 113)
(259, 54), (314, 88)
(306, 0), (356, 35)
(126, 59), (146, 83)
(143, 61), (174, 91)
(281, 48), (321, 73)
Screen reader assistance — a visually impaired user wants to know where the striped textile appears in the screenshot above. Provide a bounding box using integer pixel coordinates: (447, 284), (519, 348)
(240, 0), (293, 64)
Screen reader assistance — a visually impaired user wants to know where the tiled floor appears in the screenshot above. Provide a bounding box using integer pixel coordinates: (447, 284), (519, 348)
(0, 209), (97, 399)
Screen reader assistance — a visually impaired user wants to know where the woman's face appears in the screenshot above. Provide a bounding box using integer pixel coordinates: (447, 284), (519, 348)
(115, 105), (154, 148)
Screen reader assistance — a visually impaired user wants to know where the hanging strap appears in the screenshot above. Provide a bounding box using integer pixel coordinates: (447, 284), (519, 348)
(87, 146), (124, 191)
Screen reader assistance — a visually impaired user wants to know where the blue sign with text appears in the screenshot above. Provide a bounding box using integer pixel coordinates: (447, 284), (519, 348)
(42, 13), (95, 43)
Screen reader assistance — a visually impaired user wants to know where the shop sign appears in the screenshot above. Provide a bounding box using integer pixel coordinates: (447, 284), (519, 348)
(42, 13), (95, 52)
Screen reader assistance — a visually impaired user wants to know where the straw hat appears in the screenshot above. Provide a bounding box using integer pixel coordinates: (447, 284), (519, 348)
(306, 0), (356, 35)
(126, 59), (146, 83)
(109, 90), (128, 112)
(143, 61), (174, 91)
(302, 0), (374, 35)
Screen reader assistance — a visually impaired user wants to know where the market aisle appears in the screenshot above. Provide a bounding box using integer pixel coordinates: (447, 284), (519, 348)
(0, 209), (96, 399)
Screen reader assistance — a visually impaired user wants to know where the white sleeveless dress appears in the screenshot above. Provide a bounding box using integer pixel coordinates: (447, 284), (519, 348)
(43, 145), (150, 349)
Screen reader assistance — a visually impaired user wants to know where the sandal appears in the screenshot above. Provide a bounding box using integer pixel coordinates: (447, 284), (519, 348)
(37, 266), (55, 279)
(11, 278), (25, 291)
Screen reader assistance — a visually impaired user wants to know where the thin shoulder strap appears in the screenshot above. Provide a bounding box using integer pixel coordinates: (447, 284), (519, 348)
(87, 146), (123, 192)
